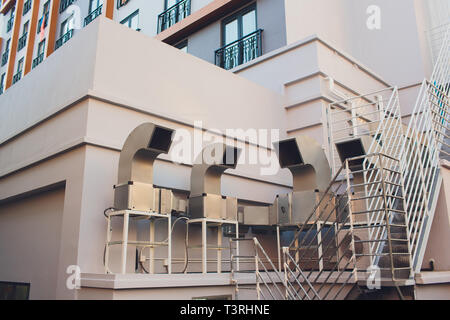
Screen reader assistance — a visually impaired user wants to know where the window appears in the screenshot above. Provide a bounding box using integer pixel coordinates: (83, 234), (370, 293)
(175, 39), (188, 53)
(215, 4), (261, 70)
(120, 10), (139, 31)
(117, 0), (130, 9)
(23, 0), (33, 15)
(0, 73), (5, 93)
(222, 4), (257, 47)
(157, 0), (191, 33)
(0, 282), (30, 300)
(17, 58), (24, 74)
(23, 21), (29, 35)
(38, 39), (46, 56)
(7, 7), (15, 32)
(89, 0), (104, 13)
(18, 21), (29, 51)
(60, 15), (74, 36)
(165, 0), (181, 10)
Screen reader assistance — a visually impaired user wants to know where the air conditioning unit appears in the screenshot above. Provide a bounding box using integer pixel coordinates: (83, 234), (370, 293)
(157, 188), (188, 215)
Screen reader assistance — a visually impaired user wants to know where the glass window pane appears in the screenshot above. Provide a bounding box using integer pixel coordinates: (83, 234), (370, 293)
(242, 10), (256, 36)
(166, 0), (177, 9)
(224, 19), (238, 45)
(130, 15), (139, 30)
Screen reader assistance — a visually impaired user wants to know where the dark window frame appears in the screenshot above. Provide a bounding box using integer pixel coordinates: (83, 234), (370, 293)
(117, 0), (130, 9)
(221, 2), (257, 46)
(120, 9), (139, 30)
(0, 281), (30, 300)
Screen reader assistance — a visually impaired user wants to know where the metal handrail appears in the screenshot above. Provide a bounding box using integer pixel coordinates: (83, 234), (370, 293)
(284, 152), (411, 299)
(84, 5), (103, 26)
(157, 0), (191, 33)
(215, 29), (263, 70)
(55, 29), (74, 50)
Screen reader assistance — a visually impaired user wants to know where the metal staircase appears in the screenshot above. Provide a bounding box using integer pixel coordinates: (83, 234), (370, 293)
(230, 237), (319, 300)
(401, 24), (449, 273)
(281, 24), (449, 299)
(230, 25), (448, 300)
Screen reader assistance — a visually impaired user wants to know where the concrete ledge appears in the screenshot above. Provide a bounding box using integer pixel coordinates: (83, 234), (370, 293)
(415, 271), (450, 285)
(81, 272), (251, 290)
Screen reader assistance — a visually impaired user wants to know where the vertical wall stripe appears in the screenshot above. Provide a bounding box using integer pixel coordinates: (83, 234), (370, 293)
(24, 0), (41, 74)
(5, 0), (24, 89)
(46, 0), (60, 57)
(105, 0), (114, 19)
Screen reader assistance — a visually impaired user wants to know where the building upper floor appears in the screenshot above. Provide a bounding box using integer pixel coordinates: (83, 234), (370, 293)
(0, 0), (448, 96)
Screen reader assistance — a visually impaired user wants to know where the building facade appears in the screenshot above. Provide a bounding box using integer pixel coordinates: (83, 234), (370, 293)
(0, 0), (449, 300)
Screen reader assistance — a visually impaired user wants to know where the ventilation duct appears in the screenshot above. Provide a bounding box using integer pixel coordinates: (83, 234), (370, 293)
(114, 123), (174, 212)
(270, 135), (333, 226)
(189, 143), (241, 220)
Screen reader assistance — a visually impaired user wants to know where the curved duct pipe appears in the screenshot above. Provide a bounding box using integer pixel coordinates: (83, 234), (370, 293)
(189, 143), (242, 220)
(274, 135), (331, 192)
(114, 123), (174, 211)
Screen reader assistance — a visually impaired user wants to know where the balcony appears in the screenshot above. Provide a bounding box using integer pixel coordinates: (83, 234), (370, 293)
(32, 52), (44, 69)
(18, 33), (28, 51)
(7, 17), (14, 32)
(1, 49), (9, 66)
(12, 72), (22, 85)
(55, 29), (74, 50)
(23, 0), (32, 15)
(215, 29), (263, 70)
(84, 5), (103, 26)
(157, 0), (191, 33)
(60, 0), (76, 13)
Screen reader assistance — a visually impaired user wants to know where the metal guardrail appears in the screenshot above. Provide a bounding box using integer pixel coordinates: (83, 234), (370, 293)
(23, 0), (32, 15)
(215, 29), (263, 70)
(327, 87), (397, 175)
(12, 72), (22, 85)
(60, 0), (76, 13)
(18, 33), (28, 51)
(55, 29), (74, 50)
(285, 153), (411, 299)
(157, 0), (191, 33)
(1, 50), (9, 66)
(7, 17), (14, 33)
(84, 5), (103, 26)
(401, 25), (449, 272)
(32, 53), (44, 69)
(230, 237), (318, 300)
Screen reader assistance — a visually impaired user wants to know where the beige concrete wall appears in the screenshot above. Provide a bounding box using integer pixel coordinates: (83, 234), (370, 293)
(0, 188), (65, 299)
(0, 18), (290, 299)
(416, 283), (450, 300)
(284, 0), (431, 87)
(422, 165), (450, 271)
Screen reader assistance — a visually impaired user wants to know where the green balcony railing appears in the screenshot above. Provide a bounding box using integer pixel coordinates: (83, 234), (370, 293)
(215, 29), (263, 70)
(7, 17), (14, 32)
(12, 72), (22, 85)
(157, 0), (191, 33)
(55, 29), (74, 50)
(18, 33), (28, 51)
(84, 5), (103, 26)
(1, 49), (9, 66)
(32, 52), (44, 69)
(60, 0), (76, 13)
(23, 0), (32, 15)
